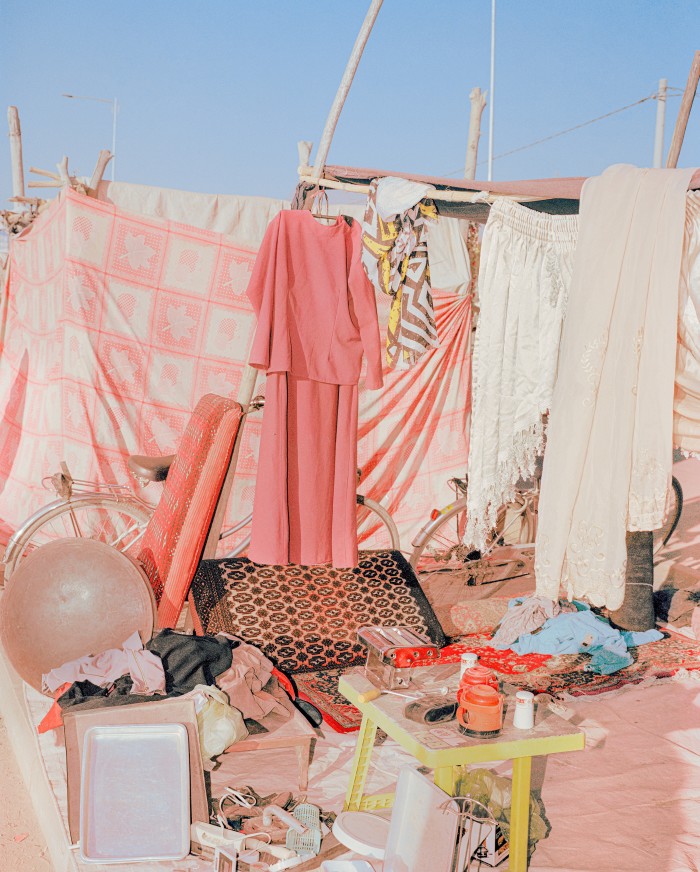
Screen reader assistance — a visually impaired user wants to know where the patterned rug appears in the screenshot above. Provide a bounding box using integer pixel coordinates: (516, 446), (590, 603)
(294, 629), (700, 731)
(191, 558), (700, 730)
(190, 550), (446, 675)
(496, 629), (700, 697)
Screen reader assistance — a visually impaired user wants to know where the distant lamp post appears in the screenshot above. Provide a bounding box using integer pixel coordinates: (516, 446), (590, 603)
(487, 0), (496, 182)
(62, 93), (118, 182)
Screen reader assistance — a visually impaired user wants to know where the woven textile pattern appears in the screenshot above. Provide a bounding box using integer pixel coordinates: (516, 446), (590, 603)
(190, 550), (446, 675)
(130, 394), (242, 627)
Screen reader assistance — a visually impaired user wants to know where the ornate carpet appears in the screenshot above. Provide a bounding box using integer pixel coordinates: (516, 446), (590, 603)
(190, 551), (446, 675)
(191, 557), (700, 731)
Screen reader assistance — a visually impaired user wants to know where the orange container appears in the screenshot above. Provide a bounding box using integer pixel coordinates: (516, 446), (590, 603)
(456, 684), (504, 736)
(457, 666), (499, 706)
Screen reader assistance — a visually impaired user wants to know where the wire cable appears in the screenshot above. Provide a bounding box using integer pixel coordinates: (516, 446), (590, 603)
(441, 90), (682, 177)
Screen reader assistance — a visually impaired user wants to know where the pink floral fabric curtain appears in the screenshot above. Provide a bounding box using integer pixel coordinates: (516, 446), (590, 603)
(0, 189), (471, 551)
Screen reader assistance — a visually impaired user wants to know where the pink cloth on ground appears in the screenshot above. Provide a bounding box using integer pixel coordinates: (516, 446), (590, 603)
(215, 641), (293, 722)
(42, 631), (166, 695)
(246, 211), (383, 567)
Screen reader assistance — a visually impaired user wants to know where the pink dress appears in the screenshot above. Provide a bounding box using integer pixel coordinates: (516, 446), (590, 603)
(246, 210), (383, 567)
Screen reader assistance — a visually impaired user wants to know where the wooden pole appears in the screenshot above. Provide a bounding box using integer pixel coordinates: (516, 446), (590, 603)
(464, 87), (487, 180)
(7, 107), (25, 199)
(297, 140), (313, 175)
(89, 149), (113, 194)
(666, 50), (700, 168)
(310, 0), (384, 179)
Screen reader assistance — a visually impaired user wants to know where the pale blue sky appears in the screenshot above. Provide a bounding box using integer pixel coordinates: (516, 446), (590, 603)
(3, 1), (700, 202)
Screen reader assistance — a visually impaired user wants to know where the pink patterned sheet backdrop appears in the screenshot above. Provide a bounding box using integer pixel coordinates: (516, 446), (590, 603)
(0, 189), (471, 551)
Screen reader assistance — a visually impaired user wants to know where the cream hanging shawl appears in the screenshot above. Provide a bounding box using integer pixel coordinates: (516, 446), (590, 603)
(535, 164), (695, 610)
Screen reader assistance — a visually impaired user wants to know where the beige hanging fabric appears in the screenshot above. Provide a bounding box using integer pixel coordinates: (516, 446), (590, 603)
(535, 164), (695, 610)
(674, 191), (700, 453)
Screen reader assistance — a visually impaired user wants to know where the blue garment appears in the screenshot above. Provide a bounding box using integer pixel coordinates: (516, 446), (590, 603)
(510, 609), (626, 656)
(509, 609), (663, 675)
(586, 646), (633, 675)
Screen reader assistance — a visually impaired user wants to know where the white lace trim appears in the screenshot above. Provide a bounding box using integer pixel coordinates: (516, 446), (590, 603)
(467, 419), (545, 549)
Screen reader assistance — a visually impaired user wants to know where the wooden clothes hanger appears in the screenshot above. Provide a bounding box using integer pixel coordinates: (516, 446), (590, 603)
(310, 188), (337, 222)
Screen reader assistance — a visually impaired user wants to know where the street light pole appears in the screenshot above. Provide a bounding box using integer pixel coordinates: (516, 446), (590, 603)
(487, 0), (496, 181)
(62, 93), (118, 181)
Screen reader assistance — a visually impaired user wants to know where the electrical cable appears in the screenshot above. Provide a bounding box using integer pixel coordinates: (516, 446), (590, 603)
(441, 90), (682, 178)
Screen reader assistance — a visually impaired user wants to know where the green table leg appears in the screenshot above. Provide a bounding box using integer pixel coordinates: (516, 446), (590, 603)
(344, 715), (378, 811)
(509, 756), (532, 872)
(433, 765), (456, 795)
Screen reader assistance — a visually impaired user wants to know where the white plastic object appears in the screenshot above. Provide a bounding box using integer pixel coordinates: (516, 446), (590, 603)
(245, 839), (295, 860)
(270, 858), (305, 871)
(263, 804), (307, 834)
(320, 861), (376, 872)
(286, 803), (322, 856)
(460, 652), (479, 677)
(513, 690), (535, 729)
(383, 767), (459, 872)
(214, 845), (239, 871)
(79, 723), (190, 863)
(191, 821), (246, 852)
(332, 811), (390, 860)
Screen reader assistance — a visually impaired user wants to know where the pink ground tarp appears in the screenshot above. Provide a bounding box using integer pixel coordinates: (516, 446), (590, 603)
(0, 188), (471, 551)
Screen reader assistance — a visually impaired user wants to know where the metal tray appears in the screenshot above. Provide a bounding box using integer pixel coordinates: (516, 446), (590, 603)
(79, 723), (191, 863)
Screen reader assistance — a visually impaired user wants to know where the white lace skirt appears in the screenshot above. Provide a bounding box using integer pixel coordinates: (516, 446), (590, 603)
(465, 199), (579, 549)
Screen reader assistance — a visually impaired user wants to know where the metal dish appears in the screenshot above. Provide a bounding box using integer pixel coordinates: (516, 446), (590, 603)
(79, 723), (190, 863)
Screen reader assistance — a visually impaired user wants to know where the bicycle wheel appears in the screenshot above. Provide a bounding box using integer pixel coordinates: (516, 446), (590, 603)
(3, 495), (152, 583)
(652, 475), (683, 556)
(409, 497), (535, 584)
(357, 495), (401, 552)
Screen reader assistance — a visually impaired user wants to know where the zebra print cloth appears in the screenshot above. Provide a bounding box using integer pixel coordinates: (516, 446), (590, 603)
(361, 178), (439, 370)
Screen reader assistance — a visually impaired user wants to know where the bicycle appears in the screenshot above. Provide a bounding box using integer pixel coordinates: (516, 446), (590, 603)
(2, 401), (400, 583)
(408, 474), (683, 584)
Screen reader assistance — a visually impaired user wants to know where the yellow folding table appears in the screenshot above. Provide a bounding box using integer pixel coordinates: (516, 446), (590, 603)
(339, 668), (585, 872)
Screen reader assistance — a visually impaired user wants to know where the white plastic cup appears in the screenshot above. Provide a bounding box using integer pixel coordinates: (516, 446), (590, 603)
(459, 652), (479, 678)
(512, 691), (535, 729)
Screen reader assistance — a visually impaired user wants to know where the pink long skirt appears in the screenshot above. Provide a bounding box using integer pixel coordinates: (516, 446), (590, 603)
(247, 373), (359, 568)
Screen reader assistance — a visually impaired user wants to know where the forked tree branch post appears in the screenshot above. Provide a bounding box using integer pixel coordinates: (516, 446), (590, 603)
(464, 87), (487, 180)
(7, 106), (25, 200)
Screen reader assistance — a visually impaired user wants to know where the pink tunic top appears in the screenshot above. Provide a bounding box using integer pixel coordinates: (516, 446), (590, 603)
(246, 210), (383, 568)
(247, 210), (383, 389)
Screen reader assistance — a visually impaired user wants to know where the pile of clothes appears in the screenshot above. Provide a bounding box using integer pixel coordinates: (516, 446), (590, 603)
(39, 630), (294, 766)
(490, 596), (663, 675)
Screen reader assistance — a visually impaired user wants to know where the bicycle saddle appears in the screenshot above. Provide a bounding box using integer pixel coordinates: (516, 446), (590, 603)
(127, 453), (175, 482)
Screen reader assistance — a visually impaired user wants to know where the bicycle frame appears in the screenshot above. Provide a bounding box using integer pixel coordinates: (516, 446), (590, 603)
(411, 490), (538, 555)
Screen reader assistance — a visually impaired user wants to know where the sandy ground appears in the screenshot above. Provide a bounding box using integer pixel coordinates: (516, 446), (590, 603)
(0, 711), (52, 871)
